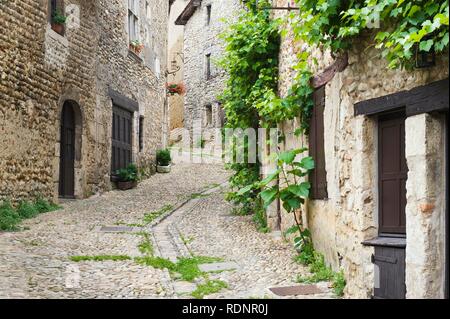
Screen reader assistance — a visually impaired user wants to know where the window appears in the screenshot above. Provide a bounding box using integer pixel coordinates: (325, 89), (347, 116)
(139, 116), (144, 152)
(128, 0), (139, 41)
(205, 54), (211, 80)
(206, 5), (212, 25)
(49, 0), (65, 35)
(49, 0), (59, 21)
(309, 86), (328, 200)
(205, 104), (213, 126)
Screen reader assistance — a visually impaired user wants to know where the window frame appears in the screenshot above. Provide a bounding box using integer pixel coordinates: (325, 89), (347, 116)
(205, 104), (213, 127)
(138, 116), (144, 152)
(205, 53), (211, 80)
(128, 0), (140, 42)
(206, 4), (212, 26)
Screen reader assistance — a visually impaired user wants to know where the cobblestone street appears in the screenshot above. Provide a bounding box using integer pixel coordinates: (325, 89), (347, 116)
(0, 164), (333, 299)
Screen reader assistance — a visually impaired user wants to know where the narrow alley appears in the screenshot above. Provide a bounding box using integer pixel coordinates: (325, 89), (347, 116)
(0, 164), (333, 299)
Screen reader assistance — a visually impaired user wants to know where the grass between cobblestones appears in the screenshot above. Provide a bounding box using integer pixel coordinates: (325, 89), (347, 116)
(0, 198), (61, 231)
(135, 255), (223, 282)
(191, 280), (229, 299)
(142, 204), (173, 225)
(67, 195), (229, 299)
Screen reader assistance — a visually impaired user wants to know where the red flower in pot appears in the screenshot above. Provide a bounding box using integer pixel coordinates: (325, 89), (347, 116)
(130, 40), (145, 55)
(166, 82), (186, 96)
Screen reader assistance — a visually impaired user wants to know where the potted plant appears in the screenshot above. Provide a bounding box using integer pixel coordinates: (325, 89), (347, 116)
(156, 149), (172, 173)
(51, 10), (67, 35)
(116, 163), (139, 190)
(166, 82), (186, 96)
(129, 40), (144, 55)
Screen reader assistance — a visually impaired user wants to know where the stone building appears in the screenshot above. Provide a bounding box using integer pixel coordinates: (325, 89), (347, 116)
(271, 0), (449, 299)
(175, 0), (241, 145)
(167, 0), (187, 137)
(0, 0), (169, 202)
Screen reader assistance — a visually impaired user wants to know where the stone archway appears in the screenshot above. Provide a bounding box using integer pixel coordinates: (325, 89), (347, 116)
(58, 100), (83, 198)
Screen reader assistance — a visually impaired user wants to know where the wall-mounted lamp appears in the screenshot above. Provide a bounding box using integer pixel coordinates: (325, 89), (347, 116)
(415, 45), (436, 68)
(166, 52), (185, 76)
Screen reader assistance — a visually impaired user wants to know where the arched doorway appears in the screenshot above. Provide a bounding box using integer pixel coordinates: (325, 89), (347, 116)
(59, 101), (76, 198)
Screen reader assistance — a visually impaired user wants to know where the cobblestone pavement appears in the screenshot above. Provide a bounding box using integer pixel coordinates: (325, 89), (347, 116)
(172, 189), (334, 299)
(0, 164), (228, 299)
(1, 163), (334, 299)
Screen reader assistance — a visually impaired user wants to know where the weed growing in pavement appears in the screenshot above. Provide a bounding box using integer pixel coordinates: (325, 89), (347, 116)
(296, 251), (346, 297)
(191, 280), (228, 299)
(143, 204), (173, 225)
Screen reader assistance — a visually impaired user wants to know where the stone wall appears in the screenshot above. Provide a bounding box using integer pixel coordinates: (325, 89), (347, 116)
(274, 0), (449, 298)
(168, 0), (187, 132)
(0, 0), (168, 202)
(405, 113), (447, 298)
(182, 0), (241, 144)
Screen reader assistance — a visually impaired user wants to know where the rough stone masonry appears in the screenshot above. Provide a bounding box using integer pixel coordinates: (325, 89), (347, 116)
(0, 0), (169, 202)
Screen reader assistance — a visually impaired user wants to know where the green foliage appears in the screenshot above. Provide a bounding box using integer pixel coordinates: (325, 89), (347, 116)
(297, 252), (334, 283)
(135, 256), (176, 270)
(0, 198), (61, 231)
(225, 163), (261, 216)
(0, 201), (21, 231)
(116, 163), (139, 182)
(142, 204), (173, 225)
(191, 280), (228, 299)
(70, 255), (132, 262)
(136, 254), (223, 282)
(241, 148), (315, 253)
(17, 201), (40, 219)
(156, 149), (172, 166)
(293, 240), (315, 265)
(52, 10), (67, 24)
(253, 203), (270, 233)
(175, 256), (224, 282)
(34, 197), (61, 214)
(291, 0), (449, 69)
(332, 270), (346, 297)
(190, 192), (210, 199)
(137, 233), (154, 256)
(219, 0), (282, 220)
(296, 250), (346, 297)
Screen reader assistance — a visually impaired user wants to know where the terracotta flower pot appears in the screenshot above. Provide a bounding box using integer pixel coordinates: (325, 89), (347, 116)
(51, 23), (64, 35)
(116, 180), (138, 190)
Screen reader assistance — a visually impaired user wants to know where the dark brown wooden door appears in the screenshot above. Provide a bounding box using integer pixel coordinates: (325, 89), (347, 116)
(111, 105), (132, 173)
(378, 113), (407, 235)
(59, 103), (75, 198)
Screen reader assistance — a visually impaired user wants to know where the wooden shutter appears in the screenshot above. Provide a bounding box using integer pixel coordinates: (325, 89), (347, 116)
(378, 112), (407, 235)
(309, 86), (328, 200)
(111, 105), (133, 174)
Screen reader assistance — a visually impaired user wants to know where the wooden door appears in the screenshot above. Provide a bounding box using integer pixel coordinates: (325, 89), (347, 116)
(59, 103), (75, 198)
(111, 105), (132, 174)
(373, 246), (406, 299)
